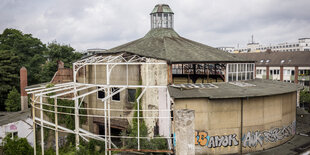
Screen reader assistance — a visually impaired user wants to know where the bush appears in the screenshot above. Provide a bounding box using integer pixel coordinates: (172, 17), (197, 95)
(300, 90), (310, 104)
(3, 135), (33, 155)
(4, 87), (21, 111)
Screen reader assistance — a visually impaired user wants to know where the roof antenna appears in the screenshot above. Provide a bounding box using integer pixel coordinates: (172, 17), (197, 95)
(251, 35), (254, 44)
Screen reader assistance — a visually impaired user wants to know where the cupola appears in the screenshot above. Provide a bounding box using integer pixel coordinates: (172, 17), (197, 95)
(150, 4), (174, 29)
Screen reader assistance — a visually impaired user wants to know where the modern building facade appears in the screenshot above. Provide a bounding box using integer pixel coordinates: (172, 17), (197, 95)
(219, 38), (310, 53)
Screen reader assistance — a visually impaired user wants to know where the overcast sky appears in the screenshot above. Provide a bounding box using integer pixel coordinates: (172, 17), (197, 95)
(1, 0), (310, 51)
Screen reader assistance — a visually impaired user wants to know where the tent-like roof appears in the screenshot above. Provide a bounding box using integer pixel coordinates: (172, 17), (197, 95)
(103, 28), (252, 63)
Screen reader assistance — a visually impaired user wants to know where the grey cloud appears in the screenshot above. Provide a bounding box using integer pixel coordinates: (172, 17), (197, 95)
(0, 0), (309, 50)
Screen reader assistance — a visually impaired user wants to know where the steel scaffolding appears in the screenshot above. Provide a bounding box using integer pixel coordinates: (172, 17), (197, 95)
(26, 53), (173, 155)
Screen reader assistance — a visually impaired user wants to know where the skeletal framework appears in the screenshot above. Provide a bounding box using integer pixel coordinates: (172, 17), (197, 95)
(26, 53), (173, 155)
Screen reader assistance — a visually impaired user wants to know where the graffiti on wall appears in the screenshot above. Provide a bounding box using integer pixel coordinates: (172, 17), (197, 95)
(194, 121), (296, 148)
(242, 131), (264, 147)
(242, 121), (296, 148)
(195, 131), (239, 148)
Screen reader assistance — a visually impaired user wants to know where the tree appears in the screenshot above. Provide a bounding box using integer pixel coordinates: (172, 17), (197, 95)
(46, 41), (82, 67)
(40, 41), (82, 82)
(0, 28), (82, 111)
(0, 28), (47, 85)
(0, 50), (19, 110)
(3, 135), (33, 155)
(5, 87), (21, 112)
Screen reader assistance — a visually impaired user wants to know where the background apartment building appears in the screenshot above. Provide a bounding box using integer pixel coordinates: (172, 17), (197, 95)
(218, 38), (310, 53)
(236, 51), (310, 90)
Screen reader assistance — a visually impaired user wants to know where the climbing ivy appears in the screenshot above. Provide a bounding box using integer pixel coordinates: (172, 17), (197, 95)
(40, 83), (87, 149)
(122, 87), (168, 150)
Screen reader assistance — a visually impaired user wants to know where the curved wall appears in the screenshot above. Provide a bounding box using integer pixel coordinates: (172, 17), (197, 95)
(174, 92), (296, 154)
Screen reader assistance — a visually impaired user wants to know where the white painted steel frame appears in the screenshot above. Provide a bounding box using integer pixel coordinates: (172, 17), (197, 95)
(26, 54), (171, 155)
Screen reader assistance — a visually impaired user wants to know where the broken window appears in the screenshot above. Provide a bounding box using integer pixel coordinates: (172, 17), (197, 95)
(112, 88), (120, 101)
(97, 87), (105, 99)
(128, 89), (136, 102)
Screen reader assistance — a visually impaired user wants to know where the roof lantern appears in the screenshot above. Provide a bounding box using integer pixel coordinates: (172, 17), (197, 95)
(150, 4), (174, 29)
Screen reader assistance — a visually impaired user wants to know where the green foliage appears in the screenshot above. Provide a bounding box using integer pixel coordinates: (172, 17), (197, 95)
(0, 28), (46, 85)
(3, 135), (33, 155)
(0, 28), (83, 111)
(40, 41), (82, 82)
(4, 87), (21, 111)
(74, 139), (105, 155)
(300, 90), (310, 104)
(0, 50), (19, 110)
(123, 87), (168, 150)
(46, 41), (82, 68)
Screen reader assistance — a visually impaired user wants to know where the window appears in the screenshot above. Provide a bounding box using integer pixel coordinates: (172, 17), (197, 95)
(13, 132), (18, 137)
(97, 87), (105, 99)
(112, 88), (120, 101)
(128, 89), (136, 102)
(277, 70), (280, 75)
(227, 63), (255, 82)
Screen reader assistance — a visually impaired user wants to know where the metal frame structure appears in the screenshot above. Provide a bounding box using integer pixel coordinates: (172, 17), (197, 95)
(26, 53), (173, 155)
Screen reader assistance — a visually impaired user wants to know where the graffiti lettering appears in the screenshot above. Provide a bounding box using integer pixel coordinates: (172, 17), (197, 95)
(242, 131), (264, 147)
(198, 131), (208, 146)
(263, 122), (294, 143)
(195, 131), (239, 148)
(242, 121), (296, 148)
(195, 121), (296, 149)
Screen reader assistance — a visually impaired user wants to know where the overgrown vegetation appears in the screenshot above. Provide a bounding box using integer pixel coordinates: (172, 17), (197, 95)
(4, 87), (21, 111)
(122, 87), (168, 150)
(300, 90), (310, 111)
(3, 135), (33, 155)
(0, 28), (83, 111)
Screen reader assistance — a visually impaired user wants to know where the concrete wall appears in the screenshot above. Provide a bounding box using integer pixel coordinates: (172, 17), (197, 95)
(77, 64), (141, 132)
(77, 57), (169, 137)
(174, 92), (297, 154)
(140, 59), (168, 137)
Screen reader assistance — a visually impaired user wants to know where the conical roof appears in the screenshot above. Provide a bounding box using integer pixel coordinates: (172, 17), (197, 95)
(104, 28), (250, 63)
(150, 4), (174, 14)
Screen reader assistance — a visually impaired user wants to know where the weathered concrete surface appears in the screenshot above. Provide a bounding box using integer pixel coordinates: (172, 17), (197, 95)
(77, 63), (141, 133)
(174, 92), (297, 154)
(174, 109), (195, 155)
(140, 59), (168, 137)
(77, 56), (170, 138)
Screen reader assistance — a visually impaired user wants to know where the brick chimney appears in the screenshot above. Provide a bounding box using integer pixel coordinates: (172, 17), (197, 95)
(20, 67), (28, 111)
(57, 60), (64, 69)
